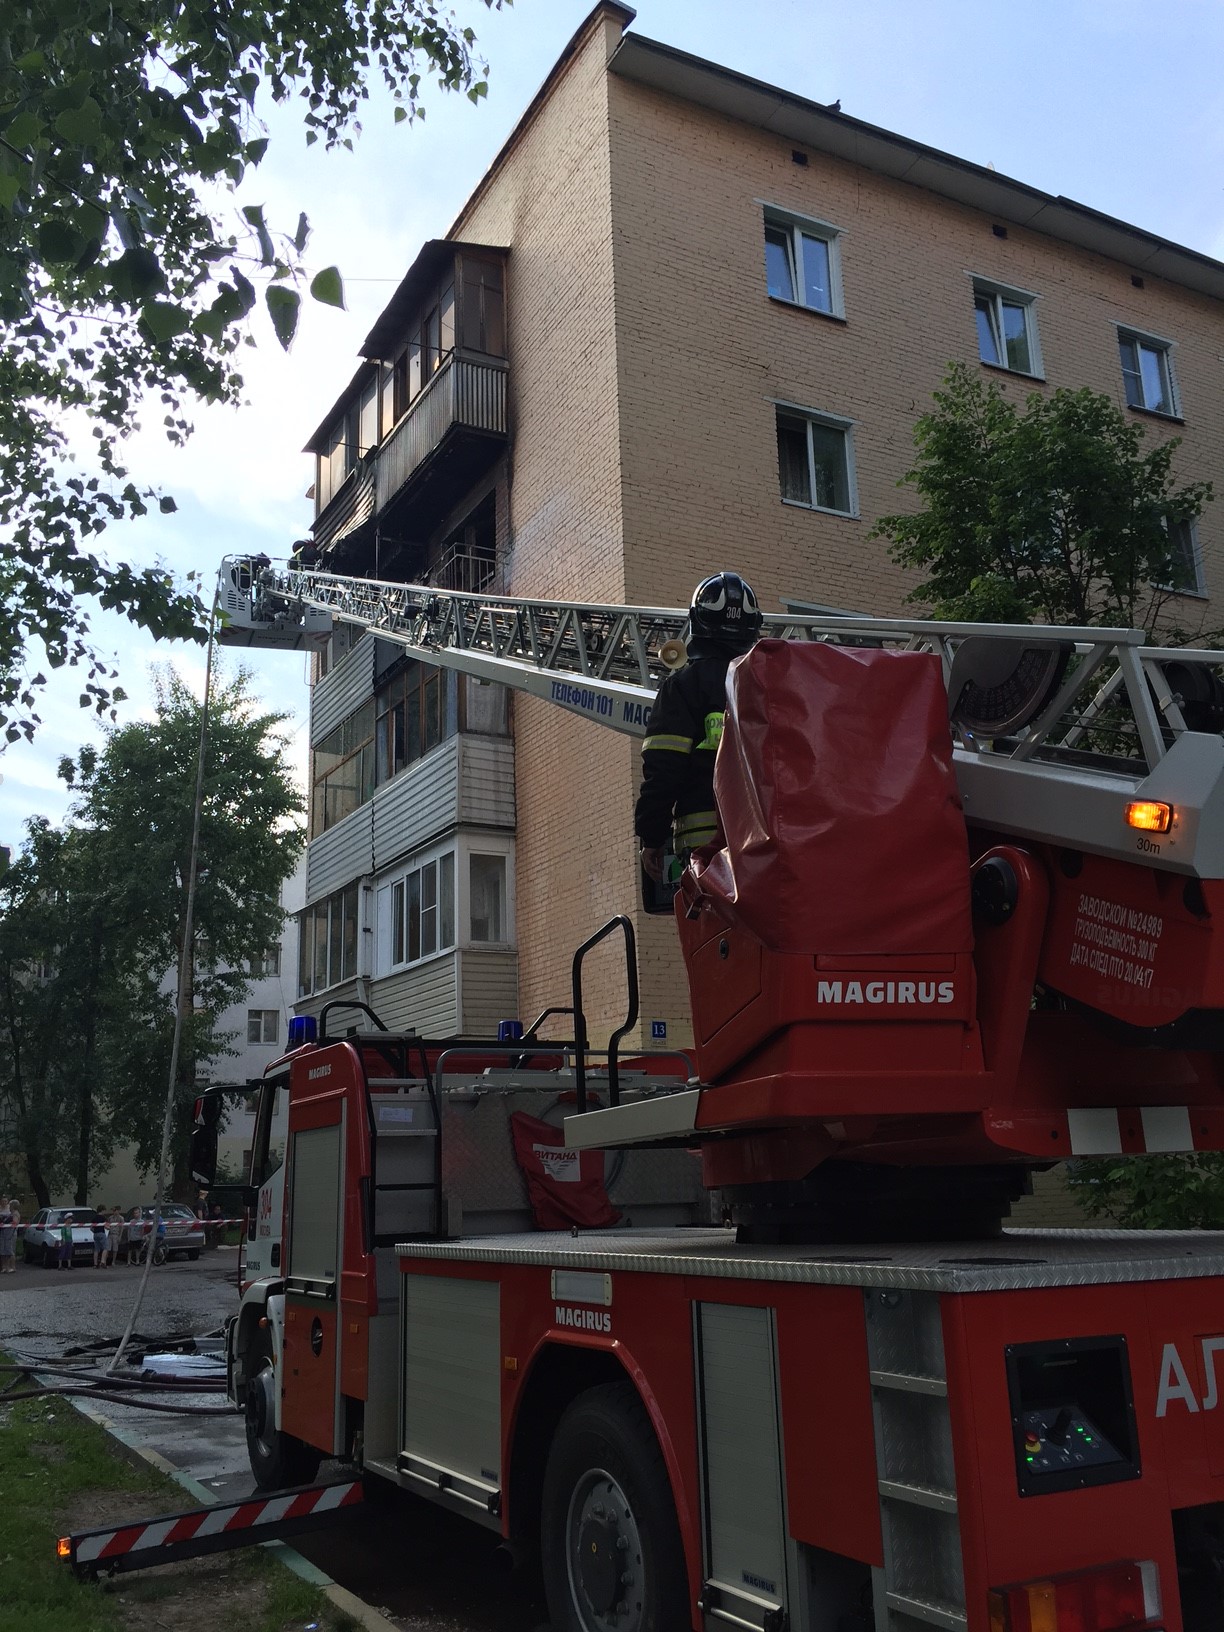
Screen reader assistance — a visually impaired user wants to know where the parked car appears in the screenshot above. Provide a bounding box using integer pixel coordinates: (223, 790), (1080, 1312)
(122, 1204), (204, 1262)
(22, 1207), (100, 1267)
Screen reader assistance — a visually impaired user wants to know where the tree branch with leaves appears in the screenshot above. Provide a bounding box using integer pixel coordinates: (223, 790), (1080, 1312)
(873, 363), (1213, 633)
(0, 0), (505, 741)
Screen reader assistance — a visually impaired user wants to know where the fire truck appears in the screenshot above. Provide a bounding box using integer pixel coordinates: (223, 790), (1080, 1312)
(198, 557), (1224, 1632)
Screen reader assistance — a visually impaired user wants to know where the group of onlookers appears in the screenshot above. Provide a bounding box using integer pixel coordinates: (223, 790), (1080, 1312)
(0, 1201), (176, 1271)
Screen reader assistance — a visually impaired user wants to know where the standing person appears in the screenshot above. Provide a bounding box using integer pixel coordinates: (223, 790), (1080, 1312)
(57, 1216), (74, 1270)
(6, 1201), (20, 1272)
(91, 1210), (107, 1267)
(635, 573), (764, 883)
(125, 1207), (144, 1264)
(106, 1207), (123, 1267)
(0, 1201), (14, 1276)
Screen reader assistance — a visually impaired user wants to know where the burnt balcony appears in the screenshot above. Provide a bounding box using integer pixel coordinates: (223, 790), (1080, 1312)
(376, 349), (507, 537)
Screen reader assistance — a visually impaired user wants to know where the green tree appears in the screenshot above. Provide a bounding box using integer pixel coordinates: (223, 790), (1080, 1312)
(878, 364), (1220, 1228)
(0, 0), (503, 742)
(0, 665), (302, 1204)
(0, 818), (101, 1207)
(61, 665), (304, 1180)
(1066, 1156), (1224, 1230)
(874, 363), (1212, 632)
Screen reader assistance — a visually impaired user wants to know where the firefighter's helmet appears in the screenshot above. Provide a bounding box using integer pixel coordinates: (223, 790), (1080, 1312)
(688, 572), (763, 650)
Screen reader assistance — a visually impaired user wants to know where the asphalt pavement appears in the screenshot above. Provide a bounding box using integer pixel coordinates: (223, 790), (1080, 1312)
(0, 1249), (548, 1630)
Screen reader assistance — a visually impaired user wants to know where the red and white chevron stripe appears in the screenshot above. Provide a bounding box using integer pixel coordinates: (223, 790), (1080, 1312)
(72, 1479), (362, 1564)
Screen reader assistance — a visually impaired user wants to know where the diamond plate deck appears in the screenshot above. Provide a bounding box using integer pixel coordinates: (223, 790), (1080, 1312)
(395, 1226), (1224, 1292)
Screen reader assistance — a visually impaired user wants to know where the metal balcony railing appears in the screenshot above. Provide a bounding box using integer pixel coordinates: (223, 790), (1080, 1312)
(375, 350), (508, 517)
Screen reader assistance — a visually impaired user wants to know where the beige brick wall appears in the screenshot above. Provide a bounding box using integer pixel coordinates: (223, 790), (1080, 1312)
(1009, 1165), (1099, 1230)
(451, 10), (638, 1035)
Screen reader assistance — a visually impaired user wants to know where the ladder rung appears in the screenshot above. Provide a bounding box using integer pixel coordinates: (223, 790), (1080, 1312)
(884, 1591), (967, 1630)
(878, 1479), (957, 1514)
(870, 1369), (947, 1396)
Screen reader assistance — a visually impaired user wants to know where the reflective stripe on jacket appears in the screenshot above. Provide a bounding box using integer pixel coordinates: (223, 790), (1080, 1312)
(633, 644), (732, 850)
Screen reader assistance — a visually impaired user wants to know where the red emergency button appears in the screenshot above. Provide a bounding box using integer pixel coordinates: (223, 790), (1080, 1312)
(1024, 1431), (1041, 1453)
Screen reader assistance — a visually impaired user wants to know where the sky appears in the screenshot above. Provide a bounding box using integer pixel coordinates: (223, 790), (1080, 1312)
(5, 0), (1224, 850)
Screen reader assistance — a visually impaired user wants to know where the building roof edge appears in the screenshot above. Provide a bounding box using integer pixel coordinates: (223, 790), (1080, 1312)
(607, 31), (1224, 303)
(445, 0), (636, 241)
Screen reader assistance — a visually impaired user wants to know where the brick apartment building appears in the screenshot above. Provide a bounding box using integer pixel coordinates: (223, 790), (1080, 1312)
(293, 2), (1224, 1070)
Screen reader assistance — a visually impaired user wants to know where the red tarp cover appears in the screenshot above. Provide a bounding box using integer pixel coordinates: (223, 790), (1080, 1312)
(690, 640), (973, 956)
(509, 1112), (621, 1231)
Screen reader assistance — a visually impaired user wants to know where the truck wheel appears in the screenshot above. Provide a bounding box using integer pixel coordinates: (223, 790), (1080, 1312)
(540, 1382), (688, 1632)
(244, 1328), (322, 1491)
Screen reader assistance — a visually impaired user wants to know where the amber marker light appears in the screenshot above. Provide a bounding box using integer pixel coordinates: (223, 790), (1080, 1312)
(1125, 801), (1172, 833)
(57, 1537), (72, 1558)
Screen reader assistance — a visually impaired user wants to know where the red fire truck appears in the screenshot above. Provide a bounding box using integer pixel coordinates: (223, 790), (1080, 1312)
(199, 562), (1224, 1632)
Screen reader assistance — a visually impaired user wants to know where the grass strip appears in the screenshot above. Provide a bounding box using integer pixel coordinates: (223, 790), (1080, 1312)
(0, 1353), (351, 1632)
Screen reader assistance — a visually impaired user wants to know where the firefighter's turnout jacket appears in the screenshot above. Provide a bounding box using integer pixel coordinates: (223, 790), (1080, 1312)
(634, 640), (733, 854)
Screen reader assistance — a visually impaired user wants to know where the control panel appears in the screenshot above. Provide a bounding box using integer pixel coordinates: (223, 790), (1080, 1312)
(1018, 1404), (1125, 1477)
(1006, 1335), (1140, 1497)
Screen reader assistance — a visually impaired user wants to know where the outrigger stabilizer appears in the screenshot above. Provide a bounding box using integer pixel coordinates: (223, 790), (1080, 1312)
(58, 1477), (362, 1578)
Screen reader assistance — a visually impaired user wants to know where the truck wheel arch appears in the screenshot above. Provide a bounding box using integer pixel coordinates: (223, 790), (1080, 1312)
(504, 1339), (700, 1600)
(231, 1282), (283, 1406)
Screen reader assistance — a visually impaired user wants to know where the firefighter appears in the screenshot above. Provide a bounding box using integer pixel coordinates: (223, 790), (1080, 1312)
(290, 538), (320, 570)
(635, 571), (763, 882)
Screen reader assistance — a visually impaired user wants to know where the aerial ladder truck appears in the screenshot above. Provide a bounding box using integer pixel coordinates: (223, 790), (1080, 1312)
(194, 555), (1224, 1632)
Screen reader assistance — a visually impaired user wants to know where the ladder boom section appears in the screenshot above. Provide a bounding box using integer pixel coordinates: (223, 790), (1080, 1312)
(216, 555), (1224, 873)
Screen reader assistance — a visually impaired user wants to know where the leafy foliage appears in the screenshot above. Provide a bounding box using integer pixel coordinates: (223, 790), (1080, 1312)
(0, 0), (504, 741)
(0, 666), (302, 1202)
(874, 363), (1213, 631)
(879, 364), (1220, 1229)
(1066, 1154), (1224, 1230)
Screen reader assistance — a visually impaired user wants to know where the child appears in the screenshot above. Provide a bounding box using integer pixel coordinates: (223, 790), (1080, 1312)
(57, 1218), (73, 1269)
(105, 1207), (123, 1267)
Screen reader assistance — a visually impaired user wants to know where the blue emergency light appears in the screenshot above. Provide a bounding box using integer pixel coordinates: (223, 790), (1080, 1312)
(287, 1014), (318, 1049)
(497, 1019), (524, 1041)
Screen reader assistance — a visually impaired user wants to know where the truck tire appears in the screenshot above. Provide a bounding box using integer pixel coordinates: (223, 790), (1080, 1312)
(540, 1381), (689, 1632)
(244, 1327), (322, 1491)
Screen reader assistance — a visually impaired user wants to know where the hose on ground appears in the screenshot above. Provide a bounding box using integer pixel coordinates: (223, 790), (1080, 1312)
(0, 1383), (235, 1415)
(0, 1362), (225, 1392)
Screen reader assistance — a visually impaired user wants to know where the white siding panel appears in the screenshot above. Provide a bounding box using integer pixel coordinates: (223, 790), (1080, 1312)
(370, 956), (460, 1034)
(458, 737), (516, 829)
(372, 737), (461, 872)
(311, 632), (376, 745)
(306, 806), (373, 903)
(459, 950), (519, 1034)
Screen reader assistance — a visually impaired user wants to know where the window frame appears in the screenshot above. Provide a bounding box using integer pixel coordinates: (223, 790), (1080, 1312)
(760, 203), (845, 320)
(297, 883), (362, 999)
(773, 400), (859, 518)
(311, 700), (376, 837)
(376, 843), (458, 974)
(463, 842), (515, 948)
(373, 834), (516, 976)
(970, 275), (1044, 379)
(373, 660), (454, 788)
(247, 1009), (280, 1045)
(1157, 518), (1206, 598)
(1117, 325), (1180, 419)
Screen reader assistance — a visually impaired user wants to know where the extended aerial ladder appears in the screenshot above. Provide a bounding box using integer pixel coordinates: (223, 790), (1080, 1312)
(219, 555), (1224, 1237)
